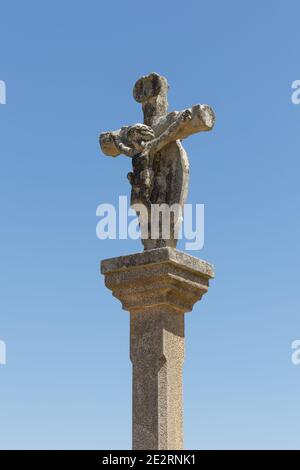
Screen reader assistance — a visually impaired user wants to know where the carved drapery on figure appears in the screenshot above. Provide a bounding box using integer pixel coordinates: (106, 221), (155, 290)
(99, 73), (215, 250)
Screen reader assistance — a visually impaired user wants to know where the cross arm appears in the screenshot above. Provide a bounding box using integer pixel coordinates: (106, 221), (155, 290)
(99, 124), (156, 158)
(99, 126), (135, 157)
(153, 104), (215, 144)
(147, 104), (215, 155)
(99, 104), (215, 158)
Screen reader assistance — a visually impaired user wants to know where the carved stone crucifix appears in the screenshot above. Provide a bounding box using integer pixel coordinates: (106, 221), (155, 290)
(100, 74), (215, 450)
(100, 73), (215, 250)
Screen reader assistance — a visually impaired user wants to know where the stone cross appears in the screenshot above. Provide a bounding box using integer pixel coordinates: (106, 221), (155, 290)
(100, 72), (215, 250)
(100, 73), (215, 450)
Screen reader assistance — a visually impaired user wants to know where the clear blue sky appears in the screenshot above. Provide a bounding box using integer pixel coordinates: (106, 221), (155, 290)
(0, 0), (300, 450)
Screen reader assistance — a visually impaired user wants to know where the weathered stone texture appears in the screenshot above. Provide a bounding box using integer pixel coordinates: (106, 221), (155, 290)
(99, 73), (215, 250)
(101, 247), (214, 449)
(99, 73), (215, 450)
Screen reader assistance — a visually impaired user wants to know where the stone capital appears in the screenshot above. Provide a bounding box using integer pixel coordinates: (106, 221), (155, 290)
(101, 247), (214, 316)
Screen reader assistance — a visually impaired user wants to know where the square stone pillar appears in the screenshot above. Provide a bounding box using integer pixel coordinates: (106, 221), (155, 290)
(101, 247), (214, 450)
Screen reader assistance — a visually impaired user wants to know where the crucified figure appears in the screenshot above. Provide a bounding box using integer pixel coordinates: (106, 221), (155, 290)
(99, 73), (215, 250)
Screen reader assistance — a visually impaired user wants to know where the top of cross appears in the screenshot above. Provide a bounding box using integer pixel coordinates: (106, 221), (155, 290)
(133, 73), (169, 126)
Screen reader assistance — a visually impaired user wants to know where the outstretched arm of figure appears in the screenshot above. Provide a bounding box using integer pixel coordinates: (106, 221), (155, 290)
(141, 109), (192, 156)
(111, 134), (137, 158)
(140, 104), (215, 157)
(100, 124), (155, 158)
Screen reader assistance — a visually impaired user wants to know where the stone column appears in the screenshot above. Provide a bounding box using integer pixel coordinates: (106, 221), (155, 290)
(101, 247), (214, 450)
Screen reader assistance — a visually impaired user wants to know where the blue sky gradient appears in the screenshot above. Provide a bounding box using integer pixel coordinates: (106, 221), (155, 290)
(0, 0), (300, 449)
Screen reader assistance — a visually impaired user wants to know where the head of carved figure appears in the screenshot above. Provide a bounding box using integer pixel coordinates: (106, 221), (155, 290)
(127, 123), (155, 152)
